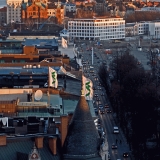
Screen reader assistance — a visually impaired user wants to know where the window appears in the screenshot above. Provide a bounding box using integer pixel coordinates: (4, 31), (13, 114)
(12, 60), (17, 63)
(0, 60), (5, 63)
(20, 60), (25, 63)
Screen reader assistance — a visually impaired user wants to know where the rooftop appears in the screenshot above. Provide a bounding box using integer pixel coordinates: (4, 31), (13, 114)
(0, 39), (23, 43)
(63, 95), (101, 159)
(22, 38), (58, 47)
(0, 137), (60, 160)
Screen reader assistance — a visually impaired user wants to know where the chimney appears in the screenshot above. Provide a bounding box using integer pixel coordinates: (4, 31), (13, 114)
(35, 136), (43, 149)
(60, 115), (68, 147)
(49, 136), (57, 155)
(0, 134), (6, 146)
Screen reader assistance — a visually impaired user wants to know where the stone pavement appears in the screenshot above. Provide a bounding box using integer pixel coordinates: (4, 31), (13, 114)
(129, 43), (151, 71)
(59, 46), (75, 59)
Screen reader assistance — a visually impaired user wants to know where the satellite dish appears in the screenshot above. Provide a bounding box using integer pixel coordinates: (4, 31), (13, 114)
(34, 90), (43, 101)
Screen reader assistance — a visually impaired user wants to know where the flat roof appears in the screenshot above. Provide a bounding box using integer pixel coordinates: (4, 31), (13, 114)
(0, 93), (28, 101)
(0, 67), (60, 75)
(22, 38), (58, 46)
(18, 102), (48, 107)
(0, 39), (23, 43)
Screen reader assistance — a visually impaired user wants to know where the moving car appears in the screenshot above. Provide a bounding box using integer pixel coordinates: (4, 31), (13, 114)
(123, 152), (129, 157)
(105, 104), (109, 108)
(112, 143), (117, 149)
(101, 93), (105, 96)
(113, 126), (119, 134)
(106, 108), (112, 113)
(94, 93), (98, 97)
(100, 109), (105, 114)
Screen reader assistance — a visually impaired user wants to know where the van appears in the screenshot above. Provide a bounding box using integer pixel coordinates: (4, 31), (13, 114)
(113, 126), (119, 134)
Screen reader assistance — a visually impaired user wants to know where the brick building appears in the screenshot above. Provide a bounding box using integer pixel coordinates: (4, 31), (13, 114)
(21, 0), (48, 23)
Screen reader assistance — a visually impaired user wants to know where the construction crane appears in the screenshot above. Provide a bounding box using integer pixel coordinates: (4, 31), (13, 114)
(38, 16), (54, 30)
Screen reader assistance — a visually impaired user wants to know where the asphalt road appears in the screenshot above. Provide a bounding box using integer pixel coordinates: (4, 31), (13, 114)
(77, 41), (132, 160)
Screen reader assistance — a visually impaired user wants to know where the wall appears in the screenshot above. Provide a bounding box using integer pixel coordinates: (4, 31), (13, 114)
(0, 100), (17, 113)
(23, 46), (38, 55)
(0, 89), (32, 94)
(22, 2), (48, 21)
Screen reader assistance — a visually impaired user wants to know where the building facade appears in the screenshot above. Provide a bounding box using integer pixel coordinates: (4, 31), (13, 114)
(0, 7), (7, 25)
(68, 17), (125, 40)
(47, 3), (64, 23)
(7, 0), (22, 24)
(138, 21), (149, 35)
(125, 21), (160, 38)
(64, 3), (76, 15)
(149, 21), (160, 38)
(94, 0), (105, 15)
(125, 23), (138, 36)
(21, 0), (48, 23)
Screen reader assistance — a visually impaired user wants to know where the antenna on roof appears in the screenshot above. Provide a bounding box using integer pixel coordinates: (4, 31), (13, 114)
(34, 90), (43, 101)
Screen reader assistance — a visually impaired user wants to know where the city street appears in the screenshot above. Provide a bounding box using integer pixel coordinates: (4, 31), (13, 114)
(77, 41), (132, 160)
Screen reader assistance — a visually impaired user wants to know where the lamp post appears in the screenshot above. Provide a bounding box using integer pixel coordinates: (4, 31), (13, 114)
(92, 47), (94, 65)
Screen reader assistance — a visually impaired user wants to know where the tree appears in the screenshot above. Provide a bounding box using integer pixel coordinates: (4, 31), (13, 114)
(108, 52), (160, 160)
(25, 17), (35, 29)
(98, 64), (111, 96)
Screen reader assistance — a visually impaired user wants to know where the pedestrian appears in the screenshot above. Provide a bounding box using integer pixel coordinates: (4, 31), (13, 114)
(120, 139), (122, 144)
(116, 139), (118, 144)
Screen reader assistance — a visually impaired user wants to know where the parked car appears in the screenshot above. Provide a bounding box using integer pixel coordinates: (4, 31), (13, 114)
(94, 108), (98, 114)
(108, 152), (111, 160)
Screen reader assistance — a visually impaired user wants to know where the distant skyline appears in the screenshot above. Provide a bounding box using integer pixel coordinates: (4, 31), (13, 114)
(0, 0), (6, 8)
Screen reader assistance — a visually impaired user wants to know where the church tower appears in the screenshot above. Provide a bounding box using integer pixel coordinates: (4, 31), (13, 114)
(63, 91), (102, 160)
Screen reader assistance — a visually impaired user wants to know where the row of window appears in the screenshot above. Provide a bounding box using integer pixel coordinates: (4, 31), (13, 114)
(69, 23), (124, 26)
(71, 35), (125, 38)
(69, 29), (125, 32)
(71, 33), (125, 36)
(69, 26), (124, 29)
(0, 60), (25, 63)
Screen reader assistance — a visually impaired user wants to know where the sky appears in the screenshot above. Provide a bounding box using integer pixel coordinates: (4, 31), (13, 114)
(0, 0), (6, 8)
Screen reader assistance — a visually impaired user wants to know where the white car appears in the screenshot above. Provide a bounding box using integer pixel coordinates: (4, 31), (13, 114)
(113, 126), (119, 134)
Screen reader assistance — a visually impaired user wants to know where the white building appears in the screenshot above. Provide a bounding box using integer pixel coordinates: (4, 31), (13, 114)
(141, 7), (160, 12)
(137, 21), (149, 35)
(125, 21), (160, 38)
(149, 22), (160, 38)
(64, 3), (76, 15)
(68, 17), (125, 40)
(7, 0), (23, 24)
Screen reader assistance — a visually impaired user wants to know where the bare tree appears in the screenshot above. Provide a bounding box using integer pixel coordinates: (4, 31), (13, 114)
(25, 17), (35, 29)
